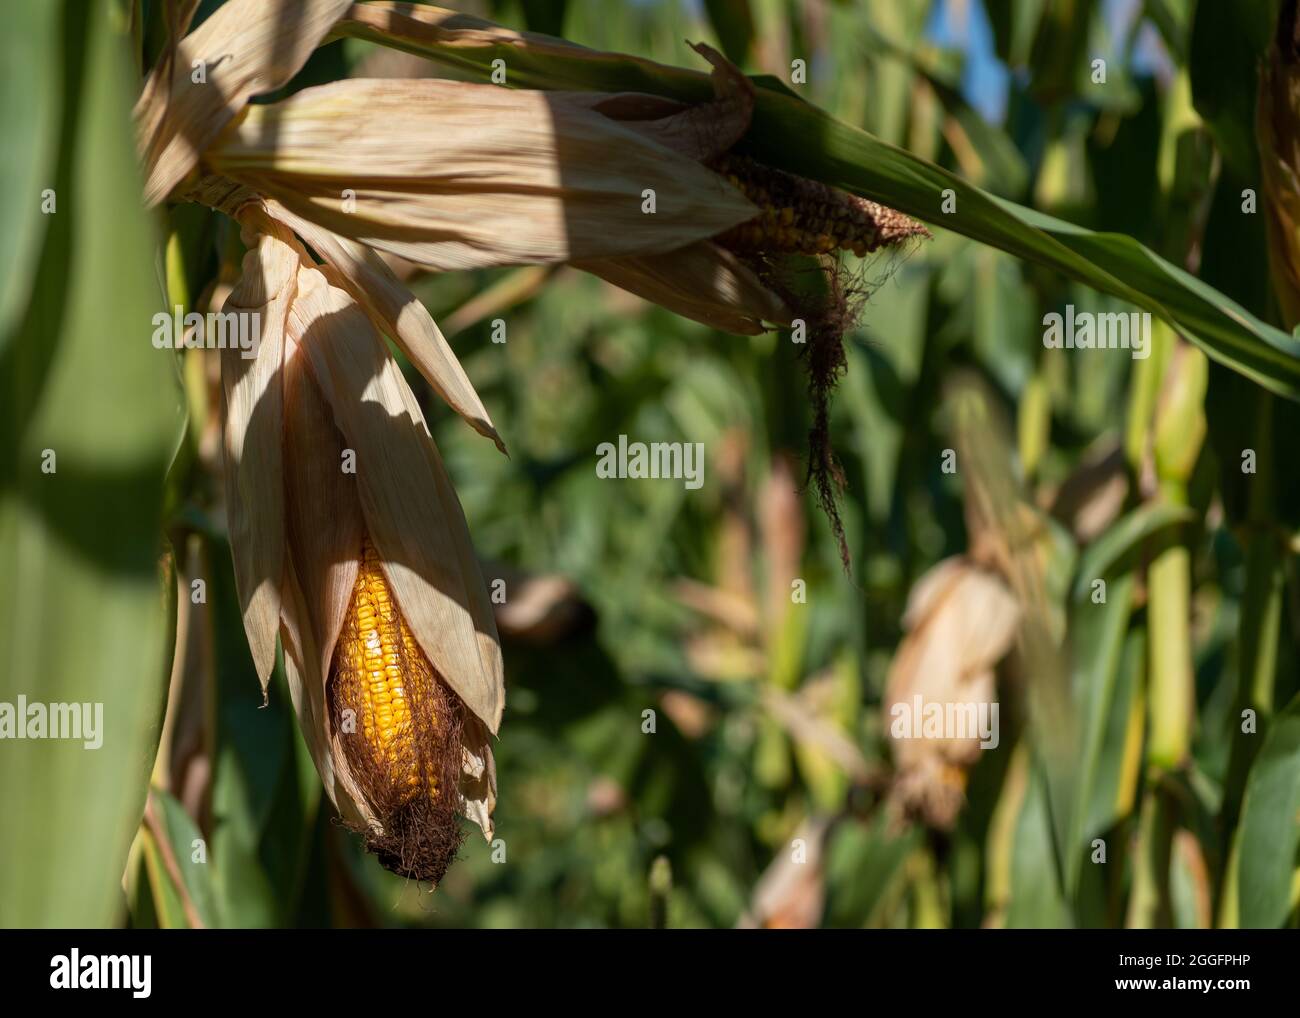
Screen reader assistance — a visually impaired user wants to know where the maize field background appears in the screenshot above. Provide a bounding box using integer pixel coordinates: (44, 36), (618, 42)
(2, 0), (1300, 930)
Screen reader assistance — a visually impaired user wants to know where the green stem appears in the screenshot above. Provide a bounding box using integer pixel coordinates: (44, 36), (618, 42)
(1126, 781), (1174, 928)
(649, 855), (672, 929)
(1146, 501), (1194, 771)
(910, 845), (946, 929)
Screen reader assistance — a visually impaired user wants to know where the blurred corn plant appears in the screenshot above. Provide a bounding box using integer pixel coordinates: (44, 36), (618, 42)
(2, 0), (1299, 930)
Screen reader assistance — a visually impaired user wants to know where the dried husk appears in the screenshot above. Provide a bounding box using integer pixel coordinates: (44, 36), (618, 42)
(183, 178), (500, 450)
(205, 77), (759, 271)
(244, 200), (505, 452)
(883, 557), (1019, 829)
(170, 20), (795, 335)
(738, 817), (828, 928)
(280, 315), (365, 689)
(134, 0), (353, 206)
(549, 42), (753, 163)
(286, 263), (506, 734)
(324, 6), (795, 326)
(277, 340), (372, 833)
(578, 242), (792, 334)
(218, 222), (297, 692)
(458, 715), (498, 840)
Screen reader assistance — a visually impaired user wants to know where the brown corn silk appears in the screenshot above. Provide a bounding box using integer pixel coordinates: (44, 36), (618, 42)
(706, 155), (930, 568)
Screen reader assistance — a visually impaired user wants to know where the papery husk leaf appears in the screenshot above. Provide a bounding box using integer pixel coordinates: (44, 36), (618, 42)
(279, 557), (372, 830)
(134, 0), (352, 206)
(885, 558), (1017, 767)
(288, 265), (506, 731)
(207, 77), (758, 271)
(578, 241), (791, 334)
(219, 223), (297, 692)
(551, 42), (753, 162)
(900, 558), (1019, 678)
(250, 200), (505, 452)
(885, 556), (1011, 830)
(740, 817), (829, 928)
(281, 318), (365, 685)
(459, 715), (498, 840)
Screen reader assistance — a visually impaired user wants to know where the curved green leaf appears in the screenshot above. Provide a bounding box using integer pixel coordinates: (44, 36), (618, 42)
(1235, 694), (1300, 928)
(0, 0), (184, 927)
(1071, 501), (1195, 599)
(153, 788), (219, 928)
(1189, 0), (1274, 178)
(1066, 573), (1136, 898)
(0, 0), (60, 352)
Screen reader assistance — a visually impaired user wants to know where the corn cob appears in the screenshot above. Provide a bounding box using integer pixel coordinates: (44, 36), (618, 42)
(332, 539), (438, 805)
(327, 538), (469, 882)
(710, 153), (929, 257)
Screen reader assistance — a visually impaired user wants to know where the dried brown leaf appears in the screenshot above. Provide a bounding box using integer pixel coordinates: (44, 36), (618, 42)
(135, 0), (352, 206)
(207, 78), (758, 271)
(252, 200), (505, 452)
(218, 224), (298, 691)
(578, 241), (791, 334)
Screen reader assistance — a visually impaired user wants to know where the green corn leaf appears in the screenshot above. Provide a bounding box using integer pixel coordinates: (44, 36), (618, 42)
(1233, 693), (1300, 928)
(702, 0), (755, 66)
(1071, 501), (1195, 600)
(0, 0), (60, 353)
(150, 788), (220, 929)
(0, 0), (185, 927)
(1065, 573), (1135, 896)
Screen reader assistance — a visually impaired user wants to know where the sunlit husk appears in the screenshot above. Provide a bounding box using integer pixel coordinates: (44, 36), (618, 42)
(286, 264), (506, 734)
(280, 318), (365, 687)
(218, 222), (297, 692)
(174, 20), (794, 337)
(579, 241), (792, 334)
(206, 77), (758, 271)
(341, 0), (753, 161)
(278, 477), (372, 833)
(883, 557), (1019, 829)
(245, 200), (504, 452)
(550, 42), (754, 162)
(458, 715), (498, 840)
(134, 0), (352, 206)
(187, 179), (500, 448)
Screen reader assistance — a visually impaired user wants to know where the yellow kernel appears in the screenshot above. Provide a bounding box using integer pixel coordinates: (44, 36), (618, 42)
(330, 539), (441, 807)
